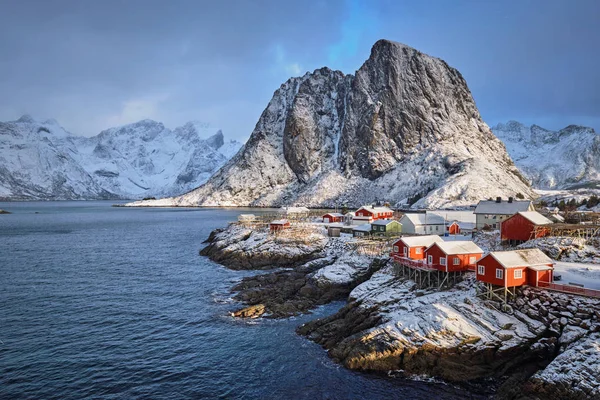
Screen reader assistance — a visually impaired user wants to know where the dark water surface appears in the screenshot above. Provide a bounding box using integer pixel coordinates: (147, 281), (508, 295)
(0, 202), (484, 399)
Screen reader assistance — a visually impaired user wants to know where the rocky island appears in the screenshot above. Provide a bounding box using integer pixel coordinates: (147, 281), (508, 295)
(201, 221), (600, 399)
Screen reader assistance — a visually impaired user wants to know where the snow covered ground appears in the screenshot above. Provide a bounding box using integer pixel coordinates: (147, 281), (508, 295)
(554, 262), (600, 290)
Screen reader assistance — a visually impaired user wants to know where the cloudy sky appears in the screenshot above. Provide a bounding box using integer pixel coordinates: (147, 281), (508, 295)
(1, 0), (598, 140)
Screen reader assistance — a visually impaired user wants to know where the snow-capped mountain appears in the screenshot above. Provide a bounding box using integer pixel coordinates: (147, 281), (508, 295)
(492, 121), (600, 189)
(0, 116), (242, 200)
(134, 40), (533, 209)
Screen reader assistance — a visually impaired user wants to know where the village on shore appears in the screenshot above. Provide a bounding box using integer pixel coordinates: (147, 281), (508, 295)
(238, 197), (600, 303)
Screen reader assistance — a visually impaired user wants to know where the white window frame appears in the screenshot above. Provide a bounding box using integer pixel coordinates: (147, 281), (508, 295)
(428, 255), (433, 264)
(453, 257), (460, 265)
(477, 265), (485, 275)
(514, 269), (523, 279)
(496, 268), (503, 279)
(415, 248), (422, 254)
(469, 256), (476, 264)
(393, 246), (399, 253)
(440, 257), (446, 266)
(403, 247), (408, 256)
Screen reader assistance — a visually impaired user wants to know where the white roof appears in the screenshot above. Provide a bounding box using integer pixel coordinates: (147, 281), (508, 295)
(429, 241), (483, 255)
(474, 200), (533, 215)
(516, 211), (553, 226)
(401, 213), (445, 226)
(323, 213), (345, 217)
(353, 224), (372, 232)
(549, 214), (565, 223)
(357, 205), (393, 213)
(489, 249), (553, 269)
(270, 219), (289, 224)
(371, 219), (400, 226)
(397, 235), (443, 247)
(428, 210), (476, 223)
(345, 212), (356, 217)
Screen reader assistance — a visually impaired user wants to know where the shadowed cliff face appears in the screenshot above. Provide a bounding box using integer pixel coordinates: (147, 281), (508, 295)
(161, 39), (533, 208)
(340, 40), (486, 179)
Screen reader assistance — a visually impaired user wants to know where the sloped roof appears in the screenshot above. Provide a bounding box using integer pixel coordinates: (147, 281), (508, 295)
(429, 241), (483, 255)
(270, 219), (289, 225)
(323, 213), (345, 217)
(401, 213), (445, 226)
(549, 214), (565, 223)
(428, 211), (476, 223)
(489, 248), (553, 269)
(371, 219), (401, 226)
(353, 224), (373, 232)
(474, 200), (533, 215)
(357, 205), (394, 214)
(397, 235), (443, 247)
(515, 211), (553, 225)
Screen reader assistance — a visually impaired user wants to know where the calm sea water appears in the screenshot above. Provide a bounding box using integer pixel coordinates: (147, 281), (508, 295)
(0, 202), (484, 399)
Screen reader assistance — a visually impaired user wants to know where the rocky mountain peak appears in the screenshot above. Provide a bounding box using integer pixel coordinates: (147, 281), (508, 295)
(205, 130), (224, 150)
(151, 39), (533, 209)
(16, 114), (35, 123)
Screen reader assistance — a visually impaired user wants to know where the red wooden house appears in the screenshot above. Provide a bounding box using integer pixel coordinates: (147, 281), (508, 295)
(391, 235), (443, 260)
(424, 241), (483, 272)
(322, 213), (344, 223)
(354, 205), (394, 223)
(476, 248), (554, 291)
(269, 219), (290, 233)
(500, 211), (553, 245)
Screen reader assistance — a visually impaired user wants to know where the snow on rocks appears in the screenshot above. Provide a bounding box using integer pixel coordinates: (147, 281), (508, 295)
(524, 333), (600, 399)
(301, 272), (551, 382)
(200, 223), (328, 270)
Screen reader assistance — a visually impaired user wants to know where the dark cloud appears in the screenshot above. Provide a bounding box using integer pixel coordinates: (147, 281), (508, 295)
(0, 0), (598, 139)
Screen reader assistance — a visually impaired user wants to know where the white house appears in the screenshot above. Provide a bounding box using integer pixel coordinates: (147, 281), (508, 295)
(399, 213), (445, 235)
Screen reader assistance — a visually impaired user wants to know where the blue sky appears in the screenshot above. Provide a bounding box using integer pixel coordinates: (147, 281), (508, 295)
(0, 0), (598, 139)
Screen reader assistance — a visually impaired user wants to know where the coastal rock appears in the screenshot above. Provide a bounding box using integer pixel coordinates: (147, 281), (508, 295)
(231, 304), (266, 318)
(136, 40), (533, 209)
(299, 269), (550, 382)
(0, 209), (10, 214)
(200, 224), (328, 270)
(524, 333), (600, 399)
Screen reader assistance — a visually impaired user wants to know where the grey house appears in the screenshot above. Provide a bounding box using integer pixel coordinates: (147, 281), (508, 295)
(474, 198), (534, 229)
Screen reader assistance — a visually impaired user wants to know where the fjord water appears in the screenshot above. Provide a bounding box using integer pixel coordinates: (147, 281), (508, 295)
(0, 202), (479, 399)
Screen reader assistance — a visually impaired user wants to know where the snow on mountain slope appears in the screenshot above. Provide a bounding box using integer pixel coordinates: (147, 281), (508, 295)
(0, 115), (113, 200)
(132, 40), (533, 209)
(492, 121), (600, 189)
(0, 116), (242, 200)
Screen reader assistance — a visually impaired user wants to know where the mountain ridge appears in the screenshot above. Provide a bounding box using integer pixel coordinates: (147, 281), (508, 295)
(133, 40), (534, 209)
(492, 120), (600, 189)
(0, 115), (242, 200)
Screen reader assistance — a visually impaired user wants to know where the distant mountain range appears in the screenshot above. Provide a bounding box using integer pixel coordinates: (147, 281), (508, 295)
(0, 115), (242, 200)
(492, 121), (600, 190)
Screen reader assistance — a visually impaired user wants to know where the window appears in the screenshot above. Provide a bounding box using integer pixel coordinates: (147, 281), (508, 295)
(514, 269), (523, 279)
(415, 248), (422, 254)
(478, 265), (485, 275)
(393, 246), (399, 253)
(403, 247), (408, 256)
(440, 257), (446, 266)
(496, 269), (503, 279)
(428, 255), (433, 264)
(436, 226), (439, 231)
(469, 256), (477, 264)
(453, 257), (460, 265)
(493, 215), (497, 219)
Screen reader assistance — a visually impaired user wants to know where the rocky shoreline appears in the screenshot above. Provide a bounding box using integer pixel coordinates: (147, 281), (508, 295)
(201, 223), (600, 399)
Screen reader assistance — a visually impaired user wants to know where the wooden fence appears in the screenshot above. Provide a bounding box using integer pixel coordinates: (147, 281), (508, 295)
(538, 281), (600, 299)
